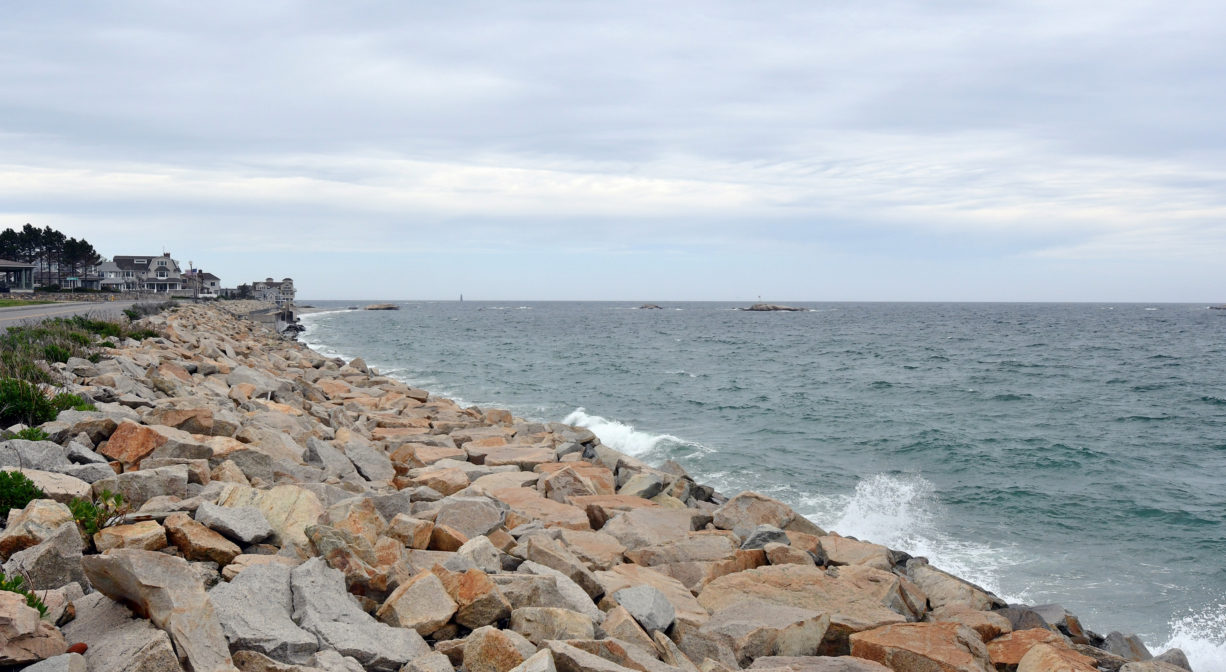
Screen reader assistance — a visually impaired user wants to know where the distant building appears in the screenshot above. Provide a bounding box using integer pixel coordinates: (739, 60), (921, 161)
(182, 269), (222, 298)
(0, 259), (34, 293)
(110, 253), (185, 293)
(252, 277), (295, 306)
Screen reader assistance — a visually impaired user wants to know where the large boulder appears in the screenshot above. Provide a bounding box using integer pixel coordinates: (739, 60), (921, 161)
(209, 563), (319, 665)
(698, 564), (911, 655)
(701, 599), (831, 666)
(61, 592), (182, 672)
(81, 549), (237, 672)
(0, 591), (67, 666)
(376, 571), (458, 636)
(906, 560), (1005, 612)
(0, 440), (70, 471)
(216, 484), (324, 548)
(1017, 642), (1099, 672)
(3, 522), (89, 591)
(712, 492), (824, 539)
(290, 557), (429, 671)
(0, 499), (75, 560)
(849, 622), (992, 672)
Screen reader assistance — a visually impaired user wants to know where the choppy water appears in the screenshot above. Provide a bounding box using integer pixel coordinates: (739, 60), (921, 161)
(300, 301), (1226, 669)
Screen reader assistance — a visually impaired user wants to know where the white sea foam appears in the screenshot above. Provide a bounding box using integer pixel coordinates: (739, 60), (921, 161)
(798, 473), (1026, 604)
(562, 408), (703, 457)
(1158, 605), (1226, 672)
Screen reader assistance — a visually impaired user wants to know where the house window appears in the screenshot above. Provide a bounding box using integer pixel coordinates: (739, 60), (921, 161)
(124, 271), (134, 277)
(157, 271), (168, 279)
(135, 259), (147, 265)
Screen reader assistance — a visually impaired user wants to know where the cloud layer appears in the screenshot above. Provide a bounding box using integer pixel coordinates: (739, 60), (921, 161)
(2, 1), (1224, 299)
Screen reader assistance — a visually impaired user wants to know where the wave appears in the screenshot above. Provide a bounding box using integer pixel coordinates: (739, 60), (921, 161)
(797, 473), (1026, 604)
(1159, 604), (1226, 672)
(561, 408), (710, 458)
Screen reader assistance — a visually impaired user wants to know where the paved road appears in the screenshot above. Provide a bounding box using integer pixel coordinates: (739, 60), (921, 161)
(0, 300), (146, 328)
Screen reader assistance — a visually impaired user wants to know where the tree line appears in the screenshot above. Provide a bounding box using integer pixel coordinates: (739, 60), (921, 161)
(0, 224), (103, 288)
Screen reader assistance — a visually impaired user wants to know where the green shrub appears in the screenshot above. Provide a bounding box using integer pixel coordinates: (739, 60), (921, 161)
(0, 378), (57, 426)
(0, 471), (47, 518)
(0, 573), (48, 617)
(42, 344), (72, 363)
(98, 341), (117, 349)
(122, 308), (140, 321)
(50, 392), (94, 413)
(12, 427), (49, 441)
(68, 490), (129, 537)
(127, 329), (159, 341)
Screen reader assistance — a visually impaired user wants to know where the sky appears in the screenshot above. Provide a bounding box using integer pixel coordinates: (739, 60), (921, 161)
(2, 1), (1225, 301)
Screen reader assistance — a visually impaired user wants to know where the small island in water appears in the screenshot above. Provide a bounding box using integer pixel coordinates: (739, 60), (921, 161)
(741, 303), (804, 311)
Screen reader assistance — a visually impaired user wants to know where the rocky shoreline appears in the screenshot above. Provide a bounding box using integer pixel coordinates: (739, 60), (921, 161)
(0, 301), (1191, 672)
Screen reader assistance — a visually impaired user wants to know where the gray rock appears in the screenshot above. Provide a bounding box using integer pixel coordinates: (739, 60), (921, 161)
(61, 592), (184, 672)
(91, 465), (193, 507)
(404, 651), (457, 672)
(20, 652), (87, 672)
(43, 410), (119, 444)
(515, 561), (603, 624)
(310, 649), (366, 671)
(65, 442), (110, 465)
(994, 605), (1050, 631)
(1103, 631), (1153, 661)
(366, 489), (414, 521)
(3, 522), (89, 591)
(434, 496), (507, 539)
(1154, 648), (1192, 671)
(339, 440), (395, 482)
(290, 557), (430, 671)
(195, 502), (275, 545)
(215, 450), (274, 483)
(82, 548), (234, 672)
(748, 656), (893, 671)
(55, 463), (119, 484)
(740, 524), (790, 550)
(617, 473), (665, 500)
(1120, 662), (1193, 672)
(304, 437), (358, 480)
(456, 535), (502, 574)
(209, 563), (318, 664)
(227, 366), (291, 399)
(0, 440), (69, 471)
(613, 585), (676, 633)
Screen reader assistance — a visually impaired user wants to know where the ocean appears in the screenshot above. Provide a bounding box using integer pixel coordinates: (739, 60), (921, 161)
(299, 300), (1226, 669)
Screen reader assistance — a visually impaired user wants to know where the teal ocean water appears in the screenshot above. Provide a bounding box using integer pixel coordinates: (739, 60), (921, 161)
(300, 301), (1226, 669)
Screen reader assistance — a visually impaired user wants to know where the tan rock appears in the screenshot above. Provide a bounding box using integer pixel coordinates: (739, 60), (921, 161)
(595, 564), (709, 631)
(0, 499), (74, 560)
(713, 491), (824, 539)
(555, 529), (626, 571)
(490, 487), (591, 531)
(221, 554), (300, 581)
(0, 468), (90, 504)
(377, 571), (457, 636)
(819, 536), (894, 571)
(94, 520), (168, 552)
(701, 599), (831, 666)
(164, 512), (241, 565)
(601, 605), (658, 652)
(216, 483), (324, 548)
(431, 524), (469, 552)
(1017, 642), (1098, 672)
(0, 591), (67, 665)
(211, 459), (251, 485)
(765, 542), (817, 566)
(926, 605), (1012, 642)
(464, 625), (528, 672)
(483, 446), (556, 470)
(432, 566), (512, 629)
(324, 497), (387, 546)
(600, 507), (701, 551)
(539, 465), (599, 502)
(907, 561), (1005, 612)
(536, 462), (616, 496)
(570, 495), (660, 530)
(82, 548), (237, 672)
(387, 514), (435, 549)
(850, 622), (992, 672)
(413, 467), (470, 496)
(510, 607), (596, 645)
(987, 628), (1067, 668)
(698, 564), (910, 655)
(520, 535), (604, 600)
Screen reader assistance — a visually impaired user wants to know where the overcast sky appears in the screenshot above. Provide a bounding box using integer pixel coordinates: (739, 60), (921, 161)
(2, 1), (1224, 301)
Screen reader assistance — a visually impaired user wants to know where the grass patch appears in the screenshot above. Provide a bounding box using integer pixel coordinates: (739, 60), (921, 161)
(12, 426), (49, 441)
(0, 299), (54, 308)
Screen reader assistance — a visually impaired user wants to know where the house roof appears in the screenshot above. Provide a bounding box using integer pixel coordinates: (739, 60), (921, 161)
(0, 259), (35, 270)
(113, 255), (180, 271)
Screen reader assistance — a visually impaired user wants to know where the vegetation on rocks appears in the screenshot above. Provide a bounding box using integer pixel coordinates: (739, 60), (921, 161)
(11, 426), (49, 441)
(0, 572), (48, 617)
(68, 490), (129, 537)
(0, 470), (46, 518)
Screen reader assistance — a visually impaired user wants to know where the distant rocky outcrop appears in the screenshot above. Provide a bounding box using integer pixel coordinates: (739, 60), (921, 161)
(741, 303), (805, 312)
(638, 304), (663, 310)
(0, 300), (1187, 672)
(364, 303), (400, 310)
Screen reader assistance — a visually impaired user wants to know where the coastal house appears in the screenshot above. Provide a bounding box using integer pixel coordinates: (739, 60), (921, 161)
(182, 269), (222, 299)
(252, 277), (295, 306)
(111, 253), (186, 293)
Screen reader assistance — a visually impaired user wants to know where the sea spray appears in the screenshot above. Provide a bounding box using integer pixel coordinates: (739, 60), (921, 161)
(1159, 605), (1226, 672)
